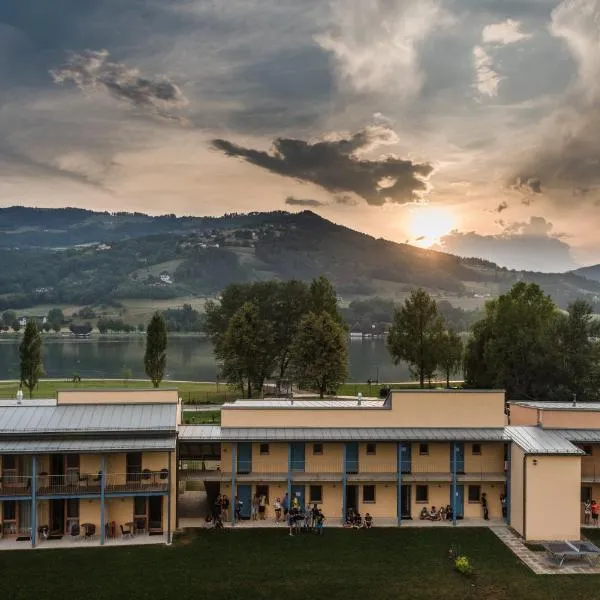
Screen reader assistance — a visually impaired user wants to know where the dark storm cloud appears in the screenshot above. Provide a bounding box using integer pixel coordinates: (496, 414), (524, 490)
(440, 216), (576, 272)
(284, 196), (326, 207)
(213, 128), (433, 206)
(51, 50), (187, 122)
(512, 175), (542, 194)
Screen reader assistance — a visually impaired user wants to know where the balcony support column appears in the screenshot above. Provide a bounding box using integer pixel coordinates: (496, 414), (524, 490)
(506, 444), (511, 525)
(287, 443), (292, 518)
(396, 443), (402, 527)
(452, 442), (458, 527)
(342, 443), (347, 524)
(231, 443), (237, 527)
(31, 455), (37, 548)
(100, 455), (106, 545)
(167, 451), (172, 544)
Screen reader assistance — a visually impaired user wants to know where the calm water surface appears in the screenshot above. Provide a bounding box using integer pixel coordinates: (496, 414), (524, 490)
(0, 335), (411, 383)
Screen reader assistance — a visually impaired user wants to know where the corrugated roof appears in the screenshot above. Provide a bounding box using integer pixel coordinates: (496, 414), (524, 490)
(223, 399), (386, 409)
(548, 430), (600, 443)
(505, 426), (583, 455)
(0, 437), (176, 454)
(178, 426), (505, 442)
(0, 404), (177, 434)
(510, 401), (600, 411)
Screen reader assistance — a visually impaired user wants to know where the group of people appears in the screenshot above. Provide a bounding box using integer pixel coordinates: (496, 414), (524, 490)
(419, 505), (454, 521)
(343, 509), (373, 529)
(287, 503), (326, 535)
(251, 492), (268, 520)
(584, 499), (600, 525)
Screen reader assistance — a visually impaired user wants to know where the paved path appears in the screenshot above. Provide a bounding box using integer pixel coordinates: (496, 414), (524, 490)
(491, 526), (600, 575)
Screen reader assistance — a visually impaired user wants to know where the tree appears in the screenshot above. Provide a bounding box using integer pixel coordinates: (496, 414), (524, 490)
(464, 282), (558, 400)
(19, 320), (44, 398)
(290, 311), (348, 398)
(144, 312), (167, 388)
(12, 320), (20, 332)
(218, 302), (276, 398)
(387, 289), (445, 387)
(47, 308), (64, 331)
(122, 366), (133, 386)
(438, 329), (464, 388)
(309, 276), (342, 322)
(2, 310), (16, 328)
(42, 322), (52, 333)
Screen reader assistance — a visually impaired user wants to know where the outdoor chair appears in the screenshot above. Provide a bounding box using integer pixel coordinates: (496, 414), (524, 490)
(120, 524), (132, 539)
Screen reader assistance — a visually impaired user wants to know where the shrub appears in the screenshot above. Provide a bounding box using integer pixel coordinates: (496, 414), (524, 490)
(454, 555), (472, 576)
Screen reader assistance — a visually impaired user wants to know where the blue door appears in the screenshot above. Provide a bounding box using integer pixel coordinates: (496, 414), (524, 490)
(291, 485), (305, 509)
(290, 443), (305, 472)
(237, 443), (252, 474)
(345, 442), (359, 474)
(451, 485), (464, 518)
(237, 484), (252, 519)
(450, 442), (465, 474)
(399, 442), (412, 474)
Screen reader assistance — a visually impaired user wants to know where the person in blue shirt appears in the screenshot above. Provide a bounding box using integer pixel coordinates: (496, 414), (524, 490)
(282, 493), (290, 517)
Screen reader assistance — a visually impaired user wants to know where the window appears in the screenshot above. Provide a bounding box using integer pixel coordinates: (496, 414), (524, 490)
(582, 486), (592, 503)
(419, 443), (429, 456)
(134, 496), (148, 533)
(309, 485), (323, 503)
(583, 445), (593, 456)
(313, 443), (323, 455)
(2, 455), (16, 470)
(2, 500), (16, 522)
(126, 452), (142, 482)
(363, 485), (376, 503)
(259, 443), (270, 456)
(256, 485), (269, 503)
(468, 485), (481, 503)
(366, 443), (377, 455)
(472, 444), (482, 456)
(416, 485), (428, 503)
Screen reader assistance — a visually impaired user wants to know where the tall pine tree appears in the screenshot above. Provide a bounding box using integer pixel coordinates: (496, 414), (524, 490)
(144, 312), (168, 388)
(19, 320), (43, 398)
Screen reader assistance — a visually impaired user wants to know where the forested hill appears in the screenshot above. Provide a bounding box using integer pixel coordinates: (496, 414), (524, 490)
(574, 264), (600, 283)
(0, 206), (599, 311)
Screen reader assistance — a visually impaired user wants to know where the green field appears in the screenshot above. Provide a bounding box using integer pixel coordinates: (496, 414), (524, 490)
(183, 410), (221, 424)
(1, 528), (599, 600)
(0, 379), (237, 404)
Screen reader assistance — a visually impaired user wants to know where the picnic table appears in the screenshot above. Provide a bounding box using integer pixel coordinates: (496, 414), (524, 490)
(543, 540), (600, 567)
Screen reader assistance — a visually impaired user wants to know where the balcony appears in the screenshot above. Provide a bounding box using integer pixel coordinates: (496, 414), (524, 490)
(581, 464), (600, 483)
(0, 475), (32, 498)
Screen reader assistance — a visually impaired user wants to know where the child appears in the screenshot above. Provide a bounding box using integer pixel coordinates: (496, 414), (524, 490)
(585, 499), (592, 525)
(274, 497), (282, 522)
(364, 513), (373, 529)
(315, 510), (325, 535)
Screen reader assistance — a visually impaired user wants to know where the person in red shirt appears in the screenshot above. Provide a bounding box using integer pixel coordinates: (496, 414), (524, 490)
(591, 500), (599, 526)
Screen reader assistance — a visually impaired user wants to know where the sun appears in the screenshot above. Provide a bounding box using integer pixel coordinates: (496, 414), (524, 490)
(407, 205), (456, 248)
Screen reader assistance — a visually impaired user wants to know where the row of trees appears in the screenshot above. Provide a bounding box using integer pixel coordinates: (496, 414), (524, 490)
(205, 277), (347, 398)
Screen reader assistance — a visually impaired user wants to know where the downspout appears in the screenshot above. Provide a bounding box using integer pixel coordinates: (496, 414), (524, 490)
(522, 454), (527, 540)
(396, 442), (402, 527)
(167, 450), (172, 544)
(342, 443), (348, 524)
(231, 443), (237, 527)
(31, 455), (37, 548)
(100, 455), (106, 545)
(452, 442), (457, 527)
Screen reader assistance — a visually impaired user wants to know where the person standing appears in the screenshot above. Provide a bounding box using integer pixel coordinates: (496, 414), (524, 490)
(214, 494), (222, 520)
(282, 493), (289, 518)
(235, 496), (243, 522)
(584, 499), (592, 525)
(592, 499), (599, 526)
(252, 492), (260, 521)
(274, 497), (282, 522)
(258, 493), (267, 520)
(481, 492), (489, 520)
(221, 494), (230, 522)
(500, 493), (507, 519)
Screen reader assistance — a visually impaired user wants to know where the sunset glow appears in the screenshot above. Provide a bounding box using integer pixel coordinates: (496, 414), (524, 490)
(407, 206), (457, 248)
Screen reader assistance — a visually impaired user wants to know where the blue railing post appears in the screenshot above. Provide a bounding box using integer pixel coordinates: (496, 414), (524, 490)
(342, 443), (347, 524)
(452, 442), (457, 527)
(287, 443), (292, 517)
(231, 443), (237, 527)
(100, 455), (106, 544)
(31, 455), (37, 548)
(506, 444), (511, 525)
(396, 442), (402, 526)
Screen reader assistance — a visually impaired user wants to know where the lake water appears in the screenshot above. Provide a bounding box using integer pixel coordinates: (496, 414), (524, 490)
(0, 335), (413, 383)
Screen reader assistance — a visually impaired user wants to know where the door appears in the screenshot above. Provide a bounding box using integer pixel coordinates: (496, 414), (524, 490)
(290, 443), (305, 472)
(291, 484), (305, 509)
(450, 443), (465, 474)
(126, 452), (142, 482)
(400, 485), (412, 519)
(346, 485), (358, 512)
(50, 499), (65, 533)
(399, 443), (412, 474)
(237, 484), (252, 519)
(345, 442), (359, 474)
(148, 496), (163, 531)
(237, 443), (252, 474)
(451, 485), (464, 519)
(50, 454), (64, 476)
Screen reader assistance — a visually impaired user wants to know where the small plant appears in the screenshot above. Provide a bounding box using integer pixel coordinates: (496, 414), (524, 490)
(454, 555), (473, 576)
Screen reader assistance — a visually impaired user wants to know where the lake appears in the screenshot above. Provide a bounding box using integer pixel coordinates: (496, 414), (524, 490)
(0, 335), (413, 383)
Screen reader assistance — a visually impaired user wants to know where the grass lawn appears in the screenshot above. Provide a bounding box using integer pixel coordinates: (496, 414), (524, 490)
(0, 379), (238, 404)
(183, 410), (221, 424)
(0, 528), (599, 600)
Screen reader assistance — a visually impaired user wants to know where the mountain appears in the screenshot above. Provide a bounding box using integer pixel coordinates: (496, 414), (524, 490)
(573, 264), (600, 283)
(1, 206), (599, 312)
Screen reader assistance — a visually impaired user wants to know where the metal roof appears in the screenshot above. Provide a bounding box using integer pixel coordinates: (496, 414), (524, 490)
(505, 426), (584, 455)
(0, 437), (176, 454)
(547, 430), (600, 443)
(510, 401), (600, 411)
(178, 425), (505, 442)
(0, 403), (177, 435)
(0, 399), (56, 407)
(223, 399), (386, 409)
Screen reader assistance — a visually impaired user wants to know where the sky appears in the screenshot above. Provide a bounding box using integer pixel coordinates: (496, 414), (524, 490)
(1, 0), (599, 272)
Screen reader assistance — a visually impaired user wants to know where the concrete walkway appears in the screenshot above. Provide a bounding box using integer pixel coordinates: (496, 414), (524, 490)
(491, 526), (600, 575)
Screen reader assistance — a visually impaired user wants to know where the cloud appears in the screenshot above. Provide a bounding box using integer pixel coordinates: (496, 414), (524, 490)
(285, 196), (326, 207)
(439, 216), (576, 272)
(51, 49), (188, 122)
(213, 126), (433, 206)
(315, 0), (454, 98)
(496, 201), (508, 212)
(482, 19), (531, 45)
(512, 175), (542, 195)
(473, 46), (500, 97)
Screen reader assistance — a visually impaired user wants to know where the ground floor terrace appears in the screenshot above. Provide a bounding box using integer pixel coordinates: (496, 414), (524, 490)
(1, 528), (600, 600)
